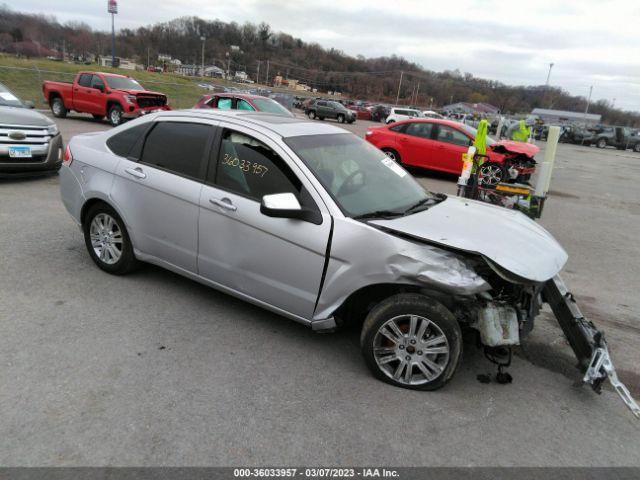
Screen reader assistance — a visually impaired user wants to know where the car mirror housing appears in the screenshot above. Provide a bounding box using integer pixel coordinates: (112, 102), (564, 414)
(260, 193), (322, 224)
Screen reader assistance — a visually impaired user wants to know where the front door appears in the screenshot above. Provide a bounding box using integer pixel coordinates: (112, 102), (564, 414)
(432, 124), (473, 173)
(197, 126), (331, 319)
(110, 119), (214, 272)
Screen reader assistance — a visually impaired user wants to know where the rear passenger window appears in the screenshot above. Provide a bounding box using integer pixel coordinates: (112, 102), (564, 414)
(140, 122), (211, 180)
(106, 123), (150, 158)
(213, 129), (301, 201)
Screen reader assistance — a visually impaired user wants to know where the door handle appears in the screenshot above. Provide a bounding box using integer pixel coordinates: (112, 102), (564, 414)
(124, 167), (147, 179)
(209, 197), (237, 211)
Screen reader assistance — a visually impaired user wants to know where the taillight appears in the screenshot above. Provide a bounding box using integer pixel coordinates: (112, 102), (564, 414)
(62, 144), (73, 166)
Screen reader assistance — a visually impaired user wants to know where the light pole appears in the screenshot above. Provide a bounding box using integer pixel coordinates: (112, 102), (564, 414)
(107, 0), (118, 68)
(584, 85), (593, 114)
(545, 62), (554, 86)
(200, 36), (206, 78)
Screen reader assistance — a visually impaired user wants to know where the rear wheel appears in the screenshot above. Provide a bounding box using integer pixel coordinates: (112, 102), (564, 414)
(51, 97), (67, 118)
(479, 162), (505, 187)
(634, 143), (640, 153)
(361, 294), (462, 391)
(83, 203), (138, 275)
(382, 148), (401, 164)
(108, 105), (124, 126)
(337, 114), (345, 124)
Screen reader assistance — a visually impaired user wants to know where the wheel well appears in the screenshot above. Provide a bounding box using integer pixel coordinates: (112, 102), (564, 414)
(48, 91), (61, 105)
(107, 100), (122, 112)
(333, 283), (423, 327)
(80, 198), (109, 225)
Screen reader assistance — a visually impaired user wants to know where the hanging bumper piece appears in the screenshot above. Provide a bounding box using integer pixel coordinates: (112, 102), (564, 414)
(543, 275), (640, 419)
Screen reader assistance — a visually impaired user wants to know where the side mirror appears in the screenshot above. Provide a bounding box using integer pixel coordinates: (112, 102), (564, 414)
(260, 193), (321, 224)
(24, 100), (35, 109)
(96, 85), (105, 93)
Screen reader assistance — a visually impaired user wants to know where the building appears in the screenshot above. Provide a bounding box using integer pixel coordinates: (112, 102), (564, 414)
(530, 108), (601, 126)
(442, 102), (500, 116)
(234, 71), (249, 82)
(98, 56), (141, 70)
(175, 64), (224, 78)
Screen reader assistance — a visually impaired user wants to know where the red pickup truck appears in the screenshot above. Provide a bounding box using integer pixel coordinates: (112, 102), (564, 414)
(42, 71), (170, 126)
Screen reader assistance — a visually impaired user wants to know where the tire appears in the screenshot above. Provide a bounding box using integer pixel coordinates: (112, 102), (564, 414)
(51, 97), (67, 118)
(337, 114), (345, 124)
(360, 293), (462, 391)
(479, 162), (505, 187)
(382, 148), (401, 164)
(596, 138), (607, 149)
(108, 104), (124, 126)
(386, 119), (394, 124)
(92, 114), (104, 121)
(634, 143), (640, 153)
(83, 203), (138, 275)
(318, 117), (325, 121)
(308, 111), (316, 120)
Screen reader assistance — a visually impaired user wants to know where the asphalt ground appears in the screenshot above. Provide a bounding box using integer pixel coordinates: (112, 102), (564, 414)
(1, 111), (639, 466)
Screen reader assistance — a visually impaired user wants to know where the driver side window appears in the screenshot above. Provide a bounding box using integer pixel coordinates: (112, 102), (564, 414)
(436, 125), (471, 146)
(212, 129), (302, 202)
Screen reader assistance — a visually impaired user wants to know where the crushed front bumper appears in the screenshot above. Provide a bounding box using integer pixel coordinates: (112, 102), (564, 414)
(543, 275), (640, 419)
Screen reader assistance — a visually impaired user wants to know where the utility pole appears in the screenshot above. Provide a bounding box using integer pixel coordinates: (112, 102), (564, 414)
(395, 71), (404, 106)
(415, 82), (420, 106)
(544, 62), (554, 107)
(200, 37), (206, 78)
(147, 47), (150, 69)
(584, 85), (593, 114)
(256, 60), (261, 84)
(225, 51), (230, 80)
(265, 60), (270, 86)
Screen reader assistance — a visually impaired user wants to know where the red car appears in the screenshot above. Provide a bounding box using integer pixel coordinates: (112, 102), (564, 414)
(194, 93), (294, 117)
(365, 118), (539, 186)
(43, 71), (170, 126)
(349, 105), (372, 121)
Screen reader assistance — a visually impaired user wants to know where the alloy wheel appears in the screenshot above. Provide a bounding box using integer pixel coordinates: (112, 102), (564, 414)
(89, 213), (124, 265)
(110, 109), (121, 125)
(480, 164), (503, 187)
(373, 314), (450, 386)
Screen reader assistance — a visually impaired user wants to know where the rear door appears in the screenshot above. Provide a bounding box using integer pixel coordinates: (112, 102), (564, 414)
(111, 118), (215, 272)
(72, 73), (93, 112)
(396, 122), (437, 168)
(197, 125), (331, 319)
(432, 124), (473, 173)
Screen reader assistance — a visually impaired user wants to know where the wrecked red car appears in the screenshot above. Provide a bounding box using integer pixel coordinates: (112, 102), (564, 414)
(366, 119), (539, 187)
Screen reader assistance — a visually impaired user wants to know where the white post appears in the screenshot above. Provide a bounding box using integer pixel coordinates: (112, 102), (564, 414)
(534, 125), (560, 197)
(496, 116), (504, 139)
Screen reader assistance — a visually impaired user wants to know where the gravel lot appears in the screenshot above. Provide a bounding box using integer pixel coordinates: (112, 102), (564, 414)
(1, 111), (639, 466)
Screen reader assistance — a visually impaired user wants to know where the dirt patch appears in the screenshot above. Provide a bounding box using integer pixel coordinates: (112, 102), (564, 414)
(547, 189), (581, 199)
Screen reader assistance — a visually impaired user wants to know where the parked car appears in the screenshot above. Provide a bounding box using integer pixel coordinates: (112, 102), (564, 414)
(42, 71), (170, 126)
(0, 82), (63, 178)
(422, 110), (444, 119)
(365, 118), (539, 186)
(59, 109), (568, 391)
(194, 93), (294, 117)
(305, 99), (356, 124)
(350, 105), (372, 121)
(369, 104), (390, 123)
(385, 107), (423, 124)
(584, 125), (640, 151)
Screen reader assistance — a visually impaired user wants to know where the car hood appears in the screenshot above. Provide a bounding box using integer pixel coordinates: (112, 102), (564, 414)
(118, 89), (166, 97)
(0, 106), (54, 126)
(491, 140), (539, 157)
(370, 196), (567, 283)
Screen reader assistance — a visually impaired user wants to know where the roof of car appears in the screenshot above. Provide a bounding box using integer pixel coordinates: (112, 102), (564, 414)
(155, 109), (348, 138)
(389, 118), (467, 129)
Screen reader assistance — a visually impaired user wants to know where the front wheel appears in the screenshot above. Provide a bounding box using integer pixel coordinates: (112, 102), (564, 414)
(382, 148), (401, 164)
(337, 114), (345, 124)
(108, 105), (124, 126)
(308, 111), (316, 120)
(361, 294), (462, 391)
(634, 143), (640, 153)
(479, 162), (505, 187)
(596, 138), (607, 149)
(83, 203), (138, 275)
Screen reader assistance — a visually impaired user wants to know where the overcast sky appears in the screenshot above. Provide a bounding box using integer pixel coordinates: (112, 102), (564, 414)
(15, 0), (640, 111)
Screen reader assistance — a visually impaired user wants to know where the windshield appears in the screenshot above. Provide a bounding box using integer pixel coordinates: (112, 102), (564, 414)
(285, 133), (433, 217)
(461, 124), (497, 145)
(329, 101), (347, 110)
(0, 83), (25, 108)
(253, 98), (293, 116)
(105, 76), (145, 91)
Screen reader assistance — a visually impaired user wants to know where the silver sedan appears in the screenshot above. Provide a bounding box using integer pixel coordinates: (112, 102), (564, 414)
(60, 110), (567, 390)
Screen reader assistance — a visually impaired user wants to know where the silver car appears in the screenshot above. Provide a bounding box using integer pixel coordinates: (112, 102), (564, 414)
(60, 110), (568, 391)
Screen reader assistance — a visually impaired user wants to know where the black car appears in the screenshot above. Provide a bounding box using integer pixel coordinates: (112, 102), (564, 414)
(305, 99), (356, 124)
(0, 82), (63, 178)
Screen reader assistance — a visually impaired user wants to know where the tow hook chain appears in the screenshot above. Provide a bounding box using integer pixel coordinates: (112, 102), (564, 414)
(583, 342), (640, 419)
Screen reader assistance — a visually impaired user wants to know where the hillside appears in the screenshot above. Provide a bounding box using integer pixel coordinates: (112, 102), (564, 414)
(0, 5), (638, 125)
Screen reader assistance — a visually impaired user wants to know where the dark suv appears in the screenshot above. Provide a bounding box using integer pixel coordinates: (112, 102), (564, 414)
(305, 100), (356, 124)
